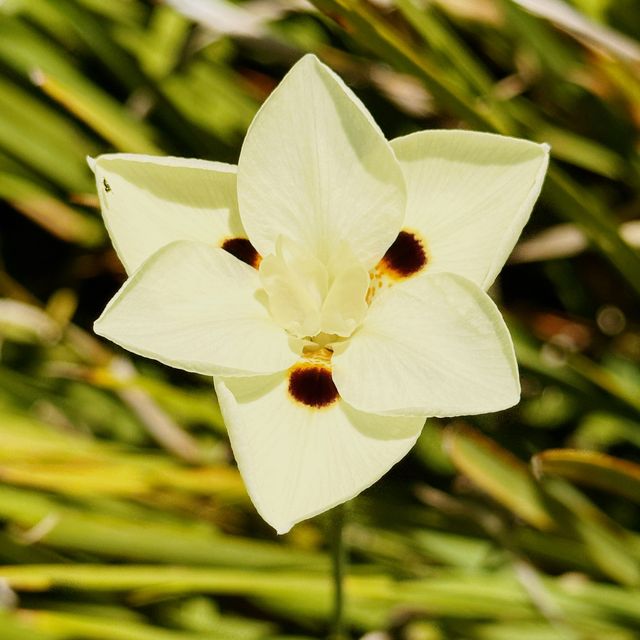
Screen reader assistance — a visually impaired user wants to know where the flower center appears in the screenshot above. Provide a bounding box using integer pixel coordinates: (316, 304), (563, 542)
(259, 237), (369, 340)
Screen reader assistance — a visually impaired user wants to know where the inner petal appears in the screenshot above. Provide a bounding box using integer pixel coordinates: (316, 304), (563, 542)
(259, 237), (328, 338)
(321, 243), (369, 337)
(259, 236), (369, 339)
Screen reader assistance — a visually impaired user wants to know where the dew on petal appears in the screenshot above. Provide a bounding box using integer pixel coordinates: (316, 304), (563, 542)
(221, 237), (261, 268)
(380, 230), (427, 279)
(288, 364), (339, 409)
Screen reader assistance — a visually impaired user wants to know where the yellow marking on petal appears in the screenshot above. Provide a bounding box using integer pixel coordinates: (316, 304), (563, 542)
(367, 229), (430, 304)
(302, 344), (334, 365)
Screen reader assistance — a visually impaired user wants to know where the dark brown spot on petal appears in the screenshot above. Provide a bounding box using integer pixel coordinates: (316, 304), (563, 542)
(288, 365), (339, 409)
(221, 237), (261, 268)
(380, 230), (427, 278)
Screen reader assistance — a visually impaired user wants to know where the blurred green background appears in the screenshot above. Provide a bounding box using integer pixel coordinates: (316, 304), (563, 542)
(1, 0), (640, 638)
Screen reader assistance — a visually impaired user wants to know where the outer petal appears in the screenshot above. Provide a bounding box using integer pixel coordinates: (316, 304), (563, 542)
(95, 241), (299, 376)
(391, 130), (549, 290)
(215, 374), (424, 534)
(332, 272), (519, 417)
(92, 154), (244, 274)
(237, 54), (406, 268)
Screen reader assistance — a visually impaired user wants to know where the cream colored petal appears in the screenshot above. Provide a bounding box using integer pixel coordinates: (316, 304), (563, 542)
(215, 374), (424, 534)
(259, 236), (328, 338)
(391, 130), (549, 290)
(93, 154), (245, 274)
(320, 262), (369, 337)
(95, 241), (299, 376)
(237, 54), (406, 268)
(332, 272), (520, 416)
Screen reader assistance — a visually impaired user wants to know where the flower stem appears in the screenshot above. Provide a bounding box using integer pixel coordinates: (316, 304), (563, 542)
(329, 502), (348, 640)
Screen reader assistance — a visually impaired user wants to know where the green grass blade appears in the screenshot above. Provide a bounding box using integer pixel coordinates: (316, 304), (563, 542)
(534, 450), (640, 504)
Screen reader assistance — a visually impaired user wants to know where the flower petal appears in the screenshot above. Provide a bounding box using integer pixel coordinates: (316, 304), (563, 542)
(215, 374), (424, 534)
(391, 130), (549, 290)
(92, 154), (245, 274)
(332, 272), (520, 417)
(95, 241), (299, 376)
(237, 54), (406, 268)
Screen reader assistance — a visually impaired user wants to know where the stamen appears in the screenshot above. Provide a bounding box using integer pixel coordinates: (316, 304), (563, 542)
(302, 344), (334, 364)
(380, 230), (428, 279)
(221, 237), (261, 268)
(288, 363), (339, 409)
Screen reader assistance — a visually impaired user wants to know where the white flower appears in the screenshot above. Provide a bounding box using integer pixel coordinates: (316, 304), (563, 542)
(92, 54), (549, 534)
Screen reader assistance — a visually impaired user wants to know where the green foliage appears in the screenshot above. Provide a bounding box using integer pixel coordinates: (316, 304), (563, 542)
(0, 0), (639, 638)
